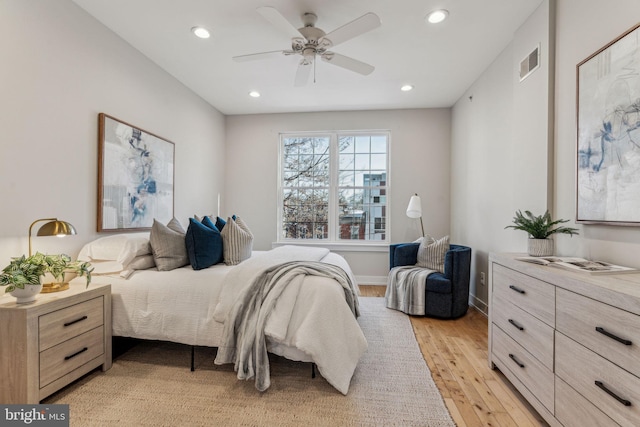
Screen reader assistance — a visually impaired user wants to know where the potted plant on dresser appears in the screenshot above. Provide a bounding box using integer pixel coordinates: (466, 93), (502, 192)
(505, 210), (579, 256)
(0, 253), (92, 304)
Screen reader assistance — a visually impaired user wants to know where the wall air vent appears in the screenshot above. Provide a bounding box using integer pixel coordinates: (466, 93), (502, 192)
(519, 44), (540, 82)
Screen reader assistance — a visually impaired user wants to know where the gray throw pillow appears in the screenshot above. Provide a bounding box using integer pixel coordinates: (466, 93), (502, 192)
(416, 235), (449, 273)
(221, 217), (253, 265)
(150, 218), (189, 271)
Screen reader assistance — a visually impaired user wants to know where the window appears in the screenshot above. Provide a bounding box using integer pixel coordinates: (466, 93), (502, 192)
(279, 132), (389, 243)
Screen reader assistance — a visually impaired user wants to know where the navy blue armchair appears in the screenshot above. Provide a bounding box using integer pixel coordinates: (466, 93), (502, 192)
(389, 243), (471, 319)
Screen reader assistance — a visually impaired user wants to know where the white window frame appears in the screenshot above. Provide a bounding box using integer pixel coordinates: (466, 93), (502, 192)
(276, 130), (390, 250)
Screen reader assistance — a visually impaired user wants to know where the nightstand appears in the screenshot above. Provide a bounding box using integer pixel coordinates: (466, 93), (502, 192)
(0, 282), (111, 404)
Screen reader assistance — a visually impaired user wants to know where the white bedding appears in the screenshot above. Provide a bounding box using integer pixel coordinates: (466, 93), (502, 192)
(71, 246), (367, 394)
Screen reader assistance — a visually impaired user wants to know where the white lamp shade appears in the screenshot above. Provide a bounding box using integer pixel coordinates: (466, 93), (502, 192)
(406, 195), (422, 218)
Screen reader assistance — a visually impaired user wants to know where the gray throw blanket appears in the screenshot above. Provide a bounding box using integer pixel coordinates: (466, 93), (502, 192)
(385, 266), (436, 315)
(214, 261), (359, 392)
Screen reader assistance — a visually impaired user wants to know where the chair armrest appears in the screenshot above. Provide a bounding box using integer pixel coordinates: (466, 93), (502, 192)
(389, 243), (420, 269)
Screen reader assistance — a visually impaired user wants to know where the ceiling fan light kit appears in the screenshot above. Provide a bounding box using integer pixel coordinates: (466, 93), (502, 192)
(233, 7), (381, 86)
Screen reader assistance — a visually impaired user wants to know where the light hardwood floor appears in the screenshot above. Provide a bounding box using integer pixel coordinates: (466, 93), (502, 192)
(359, 285), (548, 427)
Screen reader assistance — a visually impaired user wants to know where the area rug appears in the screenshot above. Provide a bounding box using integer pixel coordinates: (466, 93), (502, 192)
(45, 297), (455, 426)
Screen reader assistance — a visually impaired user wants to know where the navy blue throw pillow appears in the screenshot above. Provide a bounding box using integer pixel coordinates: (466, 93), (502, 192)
(185, 217), (223, 270)
(215, 216), (226, 231)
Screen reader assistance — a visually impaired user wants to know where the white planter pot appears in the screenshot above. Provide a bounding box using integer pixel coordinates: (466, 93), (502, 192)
(9, 282), (44, 304)
(528, 238), (554, 257)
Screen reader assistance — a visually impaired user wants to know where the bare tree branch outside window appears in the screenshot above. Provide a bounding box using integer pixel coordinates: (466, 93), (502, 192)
(281, 133), (388, 242)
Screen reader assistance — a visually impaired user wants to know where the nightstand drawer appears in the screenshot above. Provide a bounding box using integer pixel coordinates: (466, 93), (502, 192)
(492, 263), (555, 326)
(492, 293), (554, 369)
(40, 326), (105, 388)
(557, 287), (640, 378)
(492, 324), (554, 412)
(39, 296), (104, 351)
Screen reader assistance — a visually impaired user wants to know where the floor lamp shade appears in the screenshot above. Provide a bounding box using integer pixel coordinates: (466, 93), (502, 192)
(406, 195), (422, 218)
(406, 194), (425, 237)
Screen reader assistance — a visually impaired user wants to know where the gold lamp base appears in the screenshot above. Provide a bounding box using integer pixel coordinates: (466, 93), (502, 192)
(41, 282), (70, 293)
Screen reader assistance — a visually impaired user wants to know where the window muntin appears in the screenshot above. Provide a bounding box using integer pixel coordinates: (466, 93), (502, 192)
(279, 132), (388, 243)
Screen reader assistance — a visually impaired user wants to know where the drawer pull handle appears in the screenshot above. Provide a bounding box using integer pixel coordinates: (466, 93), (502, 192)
(595, 380), (632, 406)
(508, 353), (525, 368)
(64, 315), (88, 327)
(508, 319), (524, 331)
(595, 327), (632, 346)
(509, 285), (526, 294)
(64, 347), (88, 361)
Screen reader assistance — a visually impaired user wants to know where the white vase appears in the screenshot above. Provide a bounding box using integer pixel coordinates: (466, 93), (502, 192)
(528, 238), (553, 257)
(10, 282), (44, 304)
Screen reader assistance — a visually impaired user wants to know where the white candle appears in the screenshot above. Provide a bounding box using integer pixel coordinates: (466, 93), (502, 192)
(217, 193), (220, 217)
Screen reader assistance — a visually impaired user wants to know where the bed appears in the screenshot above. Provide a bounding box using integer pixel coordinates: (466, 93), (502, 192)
(70, 232), (367, 395)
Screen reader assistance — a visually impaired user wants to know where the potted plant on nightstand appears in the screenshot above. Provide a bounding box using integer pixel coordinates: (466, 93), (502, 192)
(505, 210), (579, 256)
(0, 253), (92, 304)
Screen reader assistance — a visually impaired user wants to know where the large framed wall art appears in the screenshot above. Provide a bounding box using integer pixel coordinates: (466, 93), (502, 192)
(576, 23), (640, 225)
(97, 113), (175, 231)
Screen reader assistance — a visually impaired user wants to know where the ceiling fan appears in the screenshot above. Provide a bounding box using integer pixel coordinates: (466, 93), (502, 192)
(233, 7), (381, 86)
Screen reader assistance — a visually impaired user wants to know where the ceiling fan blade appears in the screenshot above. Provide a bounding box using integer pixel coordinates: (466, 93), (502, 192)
(256, 6), (304, 39)
(321, 52), (374, 75)
(294, 61), (312, 87)
(320, 12), (380, 48)
(232, 50), (285, 62)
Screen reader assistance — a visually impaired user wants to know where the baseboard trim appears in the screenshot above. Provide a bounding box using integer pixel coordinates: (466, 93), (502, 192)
(469, 294), (488, 316)
(355, 275), (387, 285)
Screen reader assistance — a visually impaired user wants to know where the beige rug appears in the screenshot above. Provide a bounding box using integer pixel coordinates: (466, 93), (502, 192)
(45, 297), (455, 426)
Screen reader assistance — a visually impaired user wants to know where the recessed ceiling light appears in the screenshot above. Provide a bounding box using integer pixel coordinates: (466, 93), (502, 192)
(249, 91), (261, 98)
(191, 26), (210, 39)
(401, 85), (414, 92)
(426, 9), (449, 24)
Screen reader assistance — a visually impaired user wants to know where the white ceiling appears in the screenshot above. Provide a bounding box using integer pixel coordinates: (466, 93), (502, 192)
(72, 0), (543, 115)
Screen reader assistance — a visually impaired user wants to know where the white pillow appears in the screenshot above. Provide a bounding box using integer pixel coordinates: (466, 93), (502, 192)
(116, 234), (152, 267)
(86, 260), (126, 275)
(78, 233), (151, 262)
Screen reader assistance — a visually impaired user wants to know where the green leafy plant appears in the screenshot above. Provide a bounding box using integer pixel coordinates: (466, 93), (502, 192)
(505, 210), (579, 239)
(0, 253), (92, 293)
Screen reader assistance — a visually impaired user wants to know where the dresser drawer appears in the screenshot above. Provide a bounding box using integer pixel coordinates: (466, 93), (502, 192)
(556, 377), (618, 427)
(556, 331), (640, 426)
(492, 263), (555, 326)
(39, 296), (104, 351)
(492, 293), (554, 369)
(40, 326), (105, 388)
(492, 324), (554, 412)
(557, 287), (640, 378)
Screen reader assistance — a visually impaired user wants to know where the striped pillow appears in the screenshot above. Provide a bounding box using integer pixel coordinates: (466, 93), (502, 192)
(416, 235), (449, 273)
(221, 217), (253, 265)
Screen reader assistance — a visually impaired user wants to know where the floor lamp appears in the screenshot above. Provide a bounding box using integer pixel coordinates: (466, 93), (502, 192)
(406, 193), (425, 237)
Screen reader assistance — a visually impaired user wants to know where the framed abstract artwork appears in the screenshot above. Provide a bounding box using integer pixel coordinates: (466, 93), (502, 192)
(97, 113), (175, 231)
(576, 23), (640, 225)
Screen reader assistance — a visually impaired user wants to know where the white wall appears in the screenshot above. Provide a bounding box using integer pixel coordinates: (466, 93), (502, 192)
(554, 0), (640, 265)
(225, 109), (451, 280)
(0, 0), (225, 264)
(451, 1), (554, 311)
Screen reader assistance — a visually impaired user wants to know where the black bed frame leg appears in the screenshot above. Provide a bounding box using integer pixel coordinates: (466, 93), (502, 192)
(191, 346), (195, 372)
(311, 363), (316, 378)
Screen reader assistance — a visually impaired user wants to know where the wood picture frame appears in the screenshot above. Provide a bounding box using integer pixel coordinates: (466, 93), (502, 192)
(576, 23), (640, 225)
(97, 113), (175, 232)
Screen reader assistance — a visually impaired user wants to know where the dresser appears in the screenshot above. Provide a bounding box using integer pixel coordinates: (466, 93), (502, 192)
(489, 253), (640, 427)
(0, 282), (111, 404)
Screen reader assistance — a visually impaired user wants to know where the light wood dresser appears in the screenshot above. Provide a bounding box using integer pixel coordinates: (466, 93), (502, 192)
(489, 253), (640, 427)
(0, 282), (111, 403)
